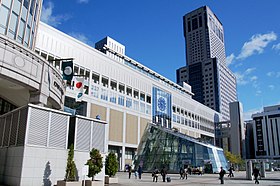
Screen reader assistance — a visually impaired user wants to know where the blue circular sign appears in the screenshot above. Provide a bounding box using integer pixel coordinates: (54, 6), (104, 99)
(157, 97), (166, 111)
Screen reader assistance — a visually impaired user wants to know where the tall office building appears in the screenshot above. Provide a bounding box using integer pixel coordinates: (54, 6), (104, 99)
(177, 6), (237, 121)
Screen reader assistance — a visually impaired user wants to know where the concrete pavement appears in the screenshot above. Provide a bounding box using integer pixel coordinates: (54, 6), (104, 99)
(115, 171), (280, 186)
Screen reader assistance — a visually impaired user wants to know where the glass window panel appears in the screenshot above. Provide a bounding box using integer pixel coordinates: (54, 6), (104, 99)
(100, 88), (108, 101)
(34, 3), (38, 21)
(133, 100), (139, 111)
(17, 19), (25, 43)
(30, 0), (35, 14)
(8, 12), (18, 39)
(21, 7), (27, 21)
(140, 102), (145, 113)
(118, 95), (124, 106)
(13, 0), (21, 14)
(23, 0), (29, 9)
(27, 12), (32, 26)
(24, 25), (30, 45)
(146, 105), (151, 115)
(0, 5), (9, 33)
(109, 91), (116, 104)
(2, 0), (12, 8)
(90, 85), (99, 98)
(126, 98), (132, 108)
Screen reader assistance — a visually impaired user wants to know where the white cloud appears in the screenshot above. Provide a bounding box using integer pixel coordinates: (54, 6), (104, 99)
(268, 85), (275, 90)
(69, 32), (92, 45)
(250, 76), (258, 81)
(77, 0), (89, 3)
(245, 67), (256, 74)
(243, 107), (263, 121)
(256, 90), (262, 96)
(267, 71), (274, 77)
(266, 71), (280, 78)
(234, 68), (257, 86)
(236, 32), (277, 60)
(41, 1), (70, 27)
(226, 53), (235, 66)
(234, 72), (248, 85)
(272, 43), (280, 51)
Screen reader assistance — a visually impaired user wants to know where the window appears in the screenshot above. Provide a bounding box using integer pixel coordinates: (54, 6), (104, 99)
(140, 92), (145, 101)
(146, 105), (151, 114)
(140, 102), (145, 113)
(0, 5), (9, 34)
(92, 72), (99, 84)
(90, 85), (99, 98)
(8, 12), (19, 39)
(126, 98), (132, 108)
(133, 90), (139, 99)
(146, 95), (151, 104)
(110, 91), (117, 104)
(119, 83), (125, 94)
(100, 88), (108, 101)
(118, 95), (124, 106)
(101, 77), (108, 87)
(133, 100), (139, 111)
(126, 87), (132, 96)
(110, 80), (117, 90)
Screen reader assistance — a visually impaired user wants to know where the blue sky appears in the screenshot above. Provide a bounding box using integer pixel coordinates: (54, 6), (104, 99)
(40, 0), (280, 120)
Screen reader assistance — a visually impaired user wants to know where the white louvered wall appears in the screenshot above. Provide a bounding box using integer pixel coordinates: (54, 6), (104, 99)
(27, 107), (70, 149)
(75, 117), (106, 153)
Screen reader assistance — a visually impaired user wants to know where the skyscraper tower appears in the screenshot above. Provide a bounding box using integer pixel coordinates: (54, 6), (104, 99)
(177, 6), (237, 121)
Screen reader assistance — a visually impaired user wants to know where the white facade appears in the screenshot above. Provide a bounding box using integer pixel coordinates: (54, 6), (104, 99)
(0, 104), (107, 186)
(252, 104), (280, 159)
(35, 22), (221, 170)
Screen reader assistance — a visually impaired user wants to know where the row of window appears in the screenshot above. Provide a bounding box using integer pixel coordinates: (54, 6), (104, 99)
(0, 0), (39, 48)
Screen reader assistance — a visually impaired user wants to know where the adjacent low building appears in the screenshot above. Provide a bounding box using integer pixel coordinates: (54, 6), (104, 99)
(251, 105), (280, 159)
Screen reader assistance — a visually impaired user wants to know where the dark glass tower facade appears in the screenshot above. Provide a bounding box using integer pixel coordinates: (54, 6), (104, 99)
(177, 6), (237, 121)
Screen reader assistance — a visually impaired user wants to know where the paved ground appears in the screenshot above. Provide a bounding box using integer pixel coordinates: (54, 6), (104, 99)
(115, 171), (280, 186)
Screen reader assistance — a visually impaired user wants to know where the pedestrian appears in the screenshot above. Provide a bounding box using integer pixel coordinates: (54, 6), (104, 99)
(137, 165), (142, 179)
(252, 167), (261, 184)
(228, 166), (234, 178)
(219, 167), (226, 184)
(184, 166), (188, 179)
(179, 167), (184, 179)
(134, 169), (138, 179)
(160, 166), (167, 182)
(128, 165), (132, 179)
(152, 167), (159, 182)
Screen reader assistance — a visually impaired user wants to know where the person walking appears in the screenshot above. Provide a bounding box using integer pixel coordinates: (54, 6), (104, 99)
(137, 165), (142, 179)
(152, 167), (159, 182)
(179, 167), (184, 179)
(219, 167), (226, 184)
(160, 166), (167, 182)
(184, 167), (188, 179)
(128, 165), (132, 179)
(252, 167), (261, 184)
(228, 166), (234, 178)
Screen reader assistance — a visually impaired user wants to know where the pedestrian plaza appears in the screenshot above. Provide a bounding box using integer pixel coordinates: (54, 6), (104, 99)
(115, 171), (280, 186)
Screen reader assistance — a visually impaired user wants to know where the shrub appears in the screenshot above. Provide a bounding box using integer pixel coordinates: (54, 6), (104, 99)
(65, 144), (77, 181)
(105, 152), (118, 177)
(86, 148), (103, 180)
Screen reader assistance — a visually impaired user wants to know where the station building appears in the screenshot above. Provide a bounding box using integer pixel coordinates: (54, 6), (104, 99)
(35, 22), (221, 170)
(0, 0), (225, 184)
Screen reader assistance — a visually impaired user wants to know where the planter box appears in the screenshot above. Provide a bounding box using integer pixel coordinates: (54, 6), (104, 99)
(104, 176), (118, 184)
(85, 180), (104, 186)
(57, 180), (81, 186)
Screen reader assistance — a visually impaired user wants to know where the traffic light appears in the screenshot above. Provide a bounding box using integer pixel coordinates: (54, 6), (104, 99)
(62, 61), (73, 81)
(75, 77), (84, 102)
